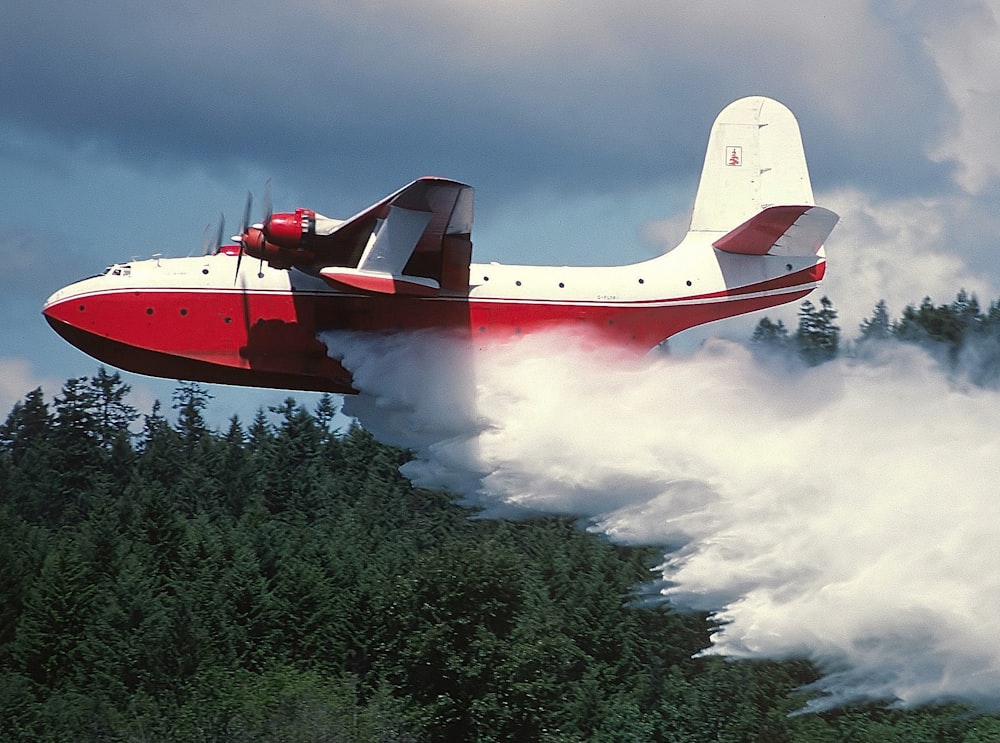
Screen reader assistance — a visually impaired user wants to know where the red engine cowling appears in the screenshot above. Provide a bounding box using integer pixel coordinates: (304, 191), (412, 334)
(243, 209), (319, 268)
(265, 209), (315, 247)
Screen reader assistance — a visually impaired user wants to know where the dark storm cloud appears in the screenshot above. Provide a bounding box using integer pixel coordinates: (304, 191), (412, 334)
(1, 1), (956, 208)
(0, 227), (96, 304)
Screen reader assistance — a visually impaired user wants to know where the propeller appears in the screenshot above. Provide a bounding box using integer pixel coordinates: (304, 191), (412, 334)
(255, 179), (272, 276)
(201, 223), (212, 256)
(231, 191), (253, 284)
(201, 214), (225, 256)
(231, 181), (275, 282)
(213, 214), (226, 256)
(259, 178), (273, 229)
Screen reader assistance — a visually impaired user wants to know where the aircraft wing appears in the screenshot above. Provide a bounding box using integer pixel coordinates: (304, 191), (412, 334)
(315, 177), (474, 295)
(713, 205), (839, 256)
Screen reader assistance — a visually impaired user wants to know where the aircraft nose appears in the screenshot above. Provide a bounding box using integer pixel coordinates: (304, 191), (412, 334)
(42, 281), (91, 328)
(43, 285), (74, 320)
(43, 288), (66, 316)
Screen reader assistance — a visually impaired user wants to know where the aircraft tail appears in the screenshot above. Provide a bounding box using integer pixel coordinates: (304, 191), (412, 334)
(688, 96), (817, 238)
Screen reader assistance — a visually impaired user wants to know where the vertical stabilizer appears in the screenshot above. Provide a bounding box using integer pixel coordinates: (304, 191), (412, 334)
(689, 97), (814, 236)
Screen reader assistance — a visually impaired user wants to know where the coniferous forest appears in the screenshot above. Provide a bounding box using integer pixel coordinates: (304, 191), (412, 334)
(4, 292), (1000, 741)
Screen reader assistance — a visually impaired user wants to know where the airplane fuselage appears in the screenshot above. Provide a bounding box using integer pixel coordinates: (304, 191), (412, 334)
(43, 237), (825, 394)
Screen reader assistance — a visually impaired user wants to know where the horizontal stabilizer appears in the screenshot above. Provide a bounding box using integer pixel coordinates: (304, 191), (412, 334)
(713, 205), (839, 256)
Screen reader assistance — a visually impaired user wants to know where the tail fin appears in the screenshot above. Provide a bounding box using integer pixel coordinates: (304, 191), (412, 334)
(689, 96), (815, 236)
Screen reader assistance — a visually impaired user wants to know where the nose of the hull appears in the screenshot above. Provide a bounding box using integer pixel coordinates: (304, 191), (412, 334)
(42, 288), (91, 352)
(42, 289), (78, 328)
(42, 273), (109, 328)
(42, 293), (61, 321)
(42, 309), (73, 344)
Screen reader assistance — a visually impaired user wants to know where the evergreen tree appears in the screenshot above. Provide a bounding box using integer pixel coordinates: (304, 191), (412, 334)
(313, 393), (341, 440)
(750, 316), (790, 350)
(796, 296), (840, 365)
(87, 368), (138, 454)
(47, 377), (109, 526)
(13, 538), (97, 689)
(892, 291), (988, 369)
(0, 388), (58, 521)
(0, 387), (53, 464)
(172, 381), (213, 452)
(0, 509), (45, 657)
(859, 299), (892, 342)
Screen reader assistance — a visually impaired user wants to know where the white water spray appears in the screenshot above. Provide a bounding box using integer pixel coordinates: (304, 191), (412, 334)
(325, 329), (1000, 710)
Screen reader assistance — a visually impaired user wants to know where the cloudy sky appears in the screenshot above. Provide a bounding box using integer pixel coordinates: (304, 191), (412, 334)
(3, 0), (1000, 420)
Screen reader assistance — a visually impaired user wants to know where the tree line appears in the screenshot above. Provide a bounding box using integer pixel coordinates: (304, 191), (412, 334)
(752, 290), (1000, 382)
(2, 304), (1000, 739)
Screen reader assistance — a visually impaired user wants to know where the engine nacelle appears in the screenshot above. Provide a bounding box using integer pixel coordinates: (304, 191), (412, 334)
(242, 212), (319, 269)
(236, 207), (353, 270)
(264, 209), (317, 249)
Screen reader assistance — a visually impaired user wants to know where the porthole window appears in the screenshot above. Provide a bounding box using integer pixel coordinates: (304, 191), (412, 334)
(145, 308), (154, 316)
(686, 280), (692, 287)
(515, 280), (522, 287)
(180, 309), (188, 316)
(638, 278), (644, 285)
(202, 268), (209, 275)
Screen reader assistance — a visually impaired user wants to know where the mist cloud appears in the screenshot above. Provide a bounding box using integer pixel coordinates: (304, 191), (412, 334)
(328, 329), (1000, 710)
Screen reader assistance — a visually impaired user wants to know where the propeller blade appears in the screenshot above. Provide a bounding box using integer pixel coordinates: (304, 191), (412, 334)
(262, 178), (273, 225)
(241, 191), (252, 235)
(234, 249), (244, 284)
(234, 192), (252, 285)
(213, 213), (225, 255)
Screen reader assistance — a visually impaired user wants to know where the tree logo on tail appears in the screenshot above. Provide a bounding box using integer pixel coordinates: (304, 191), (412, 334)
(727, 146), (742, 166)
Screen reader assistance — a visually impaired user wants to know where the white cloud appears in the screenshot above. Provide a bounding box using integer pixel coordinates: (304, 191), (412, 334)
(920, 0), (1000, 192)
(818, 187), (997, 332)
(0, 358), (61, 418)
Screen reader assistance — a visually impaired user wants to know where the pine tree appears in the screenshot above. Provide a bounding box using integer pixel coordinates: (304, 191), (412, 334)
(87, 368), (137, 453)
(13, 538), (97, 689)
(48, 377), (109, 526)
(750, 317), (790, 350)
(795, 296), (840, 365)
(859, 299), (892, 341)
(0, 387), (53, 464)
(0, 509), (45, 656)
(261, 399), (332, 519)
(0, 388), (58, 521)
(172, 381), (213, 452)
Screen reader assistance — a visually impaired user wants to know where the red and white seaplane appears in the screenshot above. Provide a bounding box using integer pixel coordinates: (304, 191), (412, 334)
(43, 97), (838, 394)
